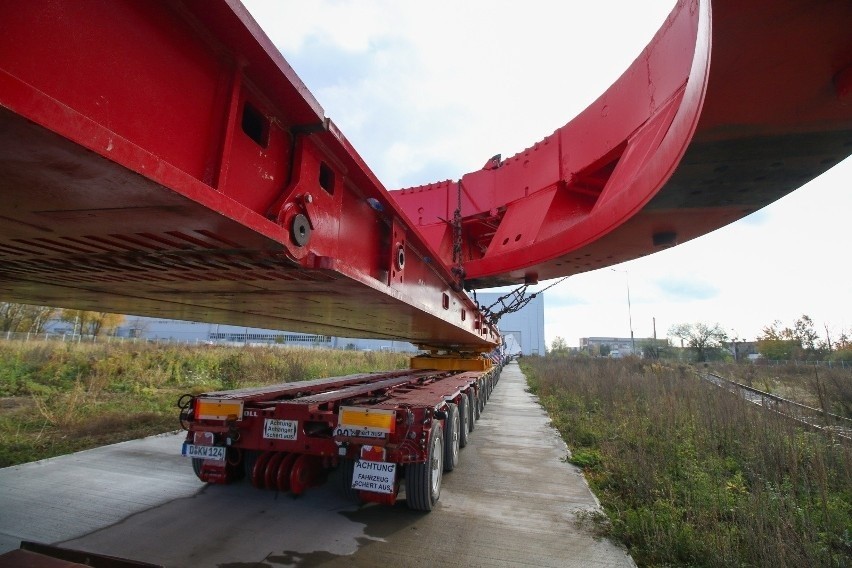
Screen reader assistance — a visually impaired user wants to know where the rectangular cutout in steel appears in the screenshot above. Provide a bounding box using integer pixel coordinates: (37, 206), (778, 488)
(241, 101), (269, 147)
(319, 162), (335, 194)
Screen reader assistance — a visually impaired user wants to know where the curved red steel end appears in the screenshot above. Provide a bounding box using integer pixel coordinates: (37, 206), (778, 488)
(275, 453), (298, 492)
(390, 0), (852, 287)
(250, 451), (274, 489)
(263, 452), (287, 489)
(289, 454), (325, 495)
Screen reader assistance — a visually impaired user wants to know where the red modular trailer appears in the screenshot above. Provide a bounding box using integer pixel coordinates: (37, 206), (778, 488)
(1, 0), (851, 513)
(180, 361), (504, 510)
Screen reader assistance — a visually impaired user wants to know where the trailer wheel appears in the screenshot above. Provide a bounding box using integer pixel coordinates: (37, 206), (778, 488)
(227, 448), (245, 481)
(443, 403), (460, 472)
(470, 389), (480, 423)
(406, 422), (443, 511)
(191, 458), (204, 480)
(339, 458), (359, 502)
(250, 451), (274, 488)
(457, 396), (469, 448)
(264, 452), (286, 489)
(243, 450), (259, 480)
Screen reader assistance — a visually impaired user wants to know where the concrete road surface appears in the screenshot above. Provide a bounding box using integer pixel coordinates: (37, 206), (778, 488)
(0, 361), (634, 567)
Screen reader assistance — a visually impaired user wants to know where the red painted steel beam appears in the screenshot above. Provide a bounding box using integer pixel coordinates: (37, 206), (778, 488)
(2, 0), (849, 346)
(391, 0), (852, 288)
(0, 0), (498, 349)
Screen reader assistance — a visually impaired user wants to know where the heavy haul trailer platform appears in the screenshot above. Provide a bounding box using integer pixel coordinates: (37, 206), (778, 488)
(180, 361), (503, 510)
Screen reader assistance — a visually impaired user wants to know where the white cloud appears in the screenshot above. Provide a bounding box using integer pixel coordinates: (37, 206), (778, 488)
(245, 0), (676, 187)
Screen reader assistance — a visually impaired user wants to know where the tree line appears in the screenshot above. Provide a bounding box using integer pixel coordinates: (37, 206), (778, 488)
(549, 314), (852, 363)
(669, 315), (851, 362)
(0, 302), (125, 337)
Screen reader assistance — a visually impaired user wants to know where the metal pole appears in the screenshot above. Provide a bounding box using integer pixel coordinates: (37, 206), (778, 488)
(626, 272), (635, 353)
(611, 268), (635, 354)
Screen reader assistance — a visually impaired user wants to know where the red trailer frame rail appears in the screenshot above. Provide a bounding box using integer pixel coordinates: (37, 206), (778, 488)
(0, 0), (498, 351)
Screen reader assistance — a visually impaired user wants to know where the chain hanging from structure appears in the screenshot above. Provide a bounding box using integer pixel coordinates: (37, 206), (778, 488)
(474, 276), (568, 326)
(450, 179), (465, 290)
(452, 176), (566, 326)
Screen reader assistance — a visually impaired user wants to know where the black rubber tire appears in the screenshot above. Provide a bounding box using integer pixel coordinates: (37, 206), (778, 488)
(405, 422), (443, 511)
(242, 450), (260, 480)
(339, 458), (359, 502)
(478, 380), (486, 413)
(470, 389), (480, 423)
(227, 448), (245, 481)
(457, 395), (469, 448)
(443, 403), (460, 472)
(191, 457), (204, 480)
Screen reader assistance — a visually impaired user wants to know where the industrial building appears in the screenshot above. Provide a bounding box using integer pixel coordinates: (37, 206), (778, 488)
(579, 336), (669, 357)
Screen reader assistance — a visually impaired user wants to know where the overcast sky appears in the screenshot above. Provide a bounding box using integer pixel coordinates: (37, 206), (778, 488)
(242, 0), (851, 348)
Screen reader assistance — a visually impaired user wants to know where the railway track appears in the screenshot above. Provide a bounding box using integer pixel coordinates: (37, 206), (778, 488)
(699, 371), (852, 444)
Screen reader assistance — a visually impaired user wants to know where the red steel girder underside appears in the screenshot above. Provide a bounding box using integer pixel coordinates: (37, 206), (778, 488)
(1, 0), (850, 345)
(0, 0), (498, 350)
(392, 0), (852, 288)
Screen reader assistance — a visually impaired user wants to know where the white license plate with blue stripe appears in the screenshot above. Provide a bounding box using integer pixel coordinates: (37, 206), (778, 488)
(181, 443), (225, 461)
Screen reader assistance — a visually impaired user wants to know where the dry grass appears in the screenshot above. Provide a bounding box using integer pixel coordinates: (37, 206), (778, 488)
(710, 362), (852, 418)
(0, 341), (407, 467)
(522, 356), (852, 568)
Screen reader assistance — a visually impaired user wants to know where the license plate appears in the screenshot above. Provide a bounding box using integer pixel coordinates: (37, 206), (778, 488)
(181, 443), (226, 461)
(336, 406), (395, 439)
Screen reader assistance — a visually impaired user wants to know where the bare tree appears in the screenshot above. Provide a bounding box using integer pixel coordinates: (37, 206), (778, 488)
(0, 302), (58, 334)
(61, 310), (125, 336)
(0, 302), (27, 332)
(27, 306), (57, 334)
(668, 322), (728, 362)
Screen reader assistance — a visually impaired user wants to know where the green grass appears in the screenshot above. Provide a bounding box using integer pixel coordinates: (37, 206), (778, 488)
(0, 341), (407, 467)
(522, 356), (852, 568)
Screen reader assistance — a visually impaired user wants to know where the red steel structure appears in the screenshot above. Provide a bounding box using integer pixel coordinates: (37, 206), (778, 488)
(0, 0), (498, 352)
(392, 0), (852, 288)
(0, 0), (851, 514)
(1, 0), (851, 343)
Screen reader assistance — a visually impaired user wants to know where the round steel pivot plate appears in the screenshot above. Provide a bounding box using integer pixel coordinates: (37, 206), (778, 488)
(291, 213), (311, 247)
(396, 244), (405, 270)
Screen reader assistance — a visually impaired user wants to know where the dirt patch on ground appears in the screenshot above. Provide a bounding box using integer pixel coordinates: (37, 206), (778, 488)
(0, 397), (35, 415)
